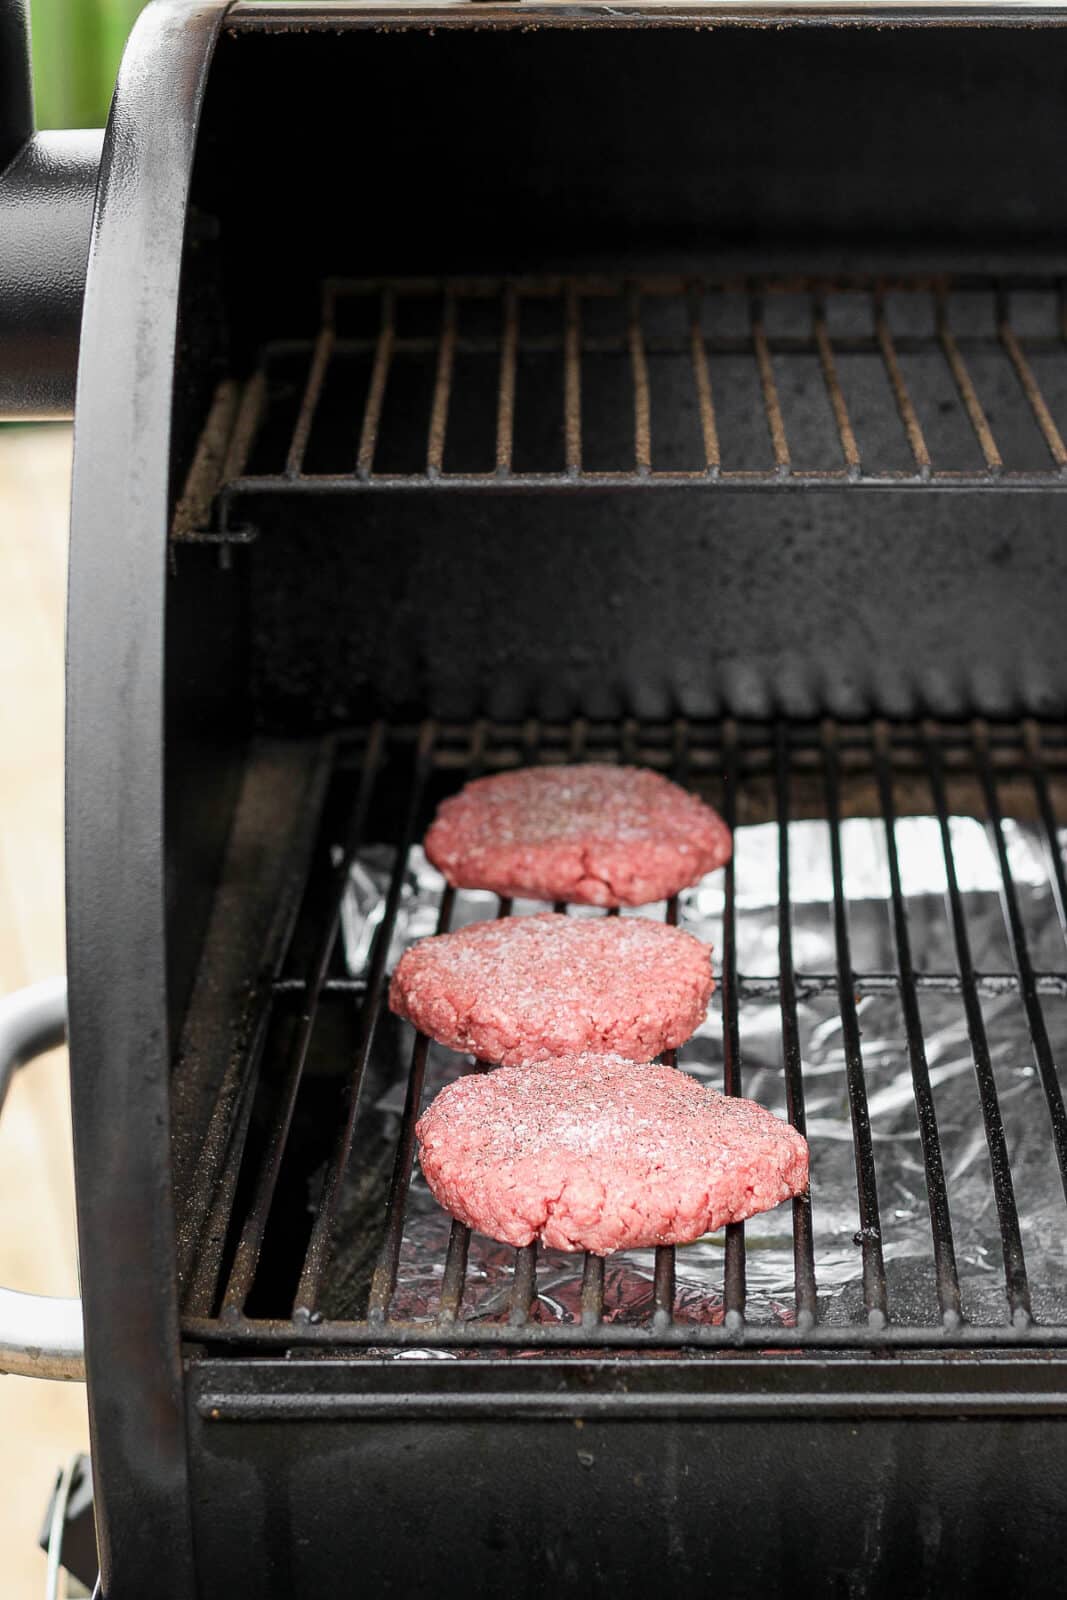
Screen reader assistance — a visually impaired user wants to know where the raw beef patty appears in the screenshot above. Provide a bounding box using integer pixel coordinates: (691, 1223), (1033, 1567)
(416, 1053), (810, 1254)
(423, 764), (732, 907)
(390, 912), (712, 1065)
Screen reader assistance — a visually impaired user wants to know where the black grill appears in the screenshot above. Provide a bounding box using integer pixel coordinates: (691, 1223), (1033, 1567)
(52, 9), (1067, 1590)
(172, 273), (1067, 549)
(177, 717), (1067, 1352)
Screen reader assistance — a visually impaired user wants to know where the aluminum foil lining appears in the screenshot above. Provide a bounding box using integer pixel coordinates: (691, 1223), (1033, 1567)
(330, 815), (1067, 1336)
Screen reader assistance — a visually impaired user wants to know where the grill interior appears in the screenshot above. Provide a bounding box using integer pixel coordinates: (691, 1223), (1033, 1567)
(173, 273), (1067, 543)
(173, 717), (1067, 1352)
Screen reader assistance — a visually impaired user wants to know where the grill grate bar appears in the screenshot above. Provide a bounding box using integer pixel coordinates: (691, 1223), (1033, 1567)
(872, 722), (962, 1328)
(720, 721), (746, 1330)
(437, 1221), (472, 1325)
(648, 719), (688, 1327)
(580, 1254), (606, 1329)
(365, 723), (495, 1326)
(428, 735), (510, 1327)
(183, 1314), (1067, 1353)
(936, 290), (1003, 473)
(1025, 721), (1067, 944)
(275, 969), (1067, 1001)
(627, 284), (653, 475)
(295, 726), (440, 1318)
(249, 329), (1067, 364)
(873, 297), (932, 476)
(564, 283), (582, 475)
(216, 467), (1067, 496)
(220, 369), (268, 488)
(509, 1245), (539, 1327)
(775, 725), (819, 1329)
(569, 719), (612, 1326)
(813, 300), (861, 477)
(923, 725), (1032, 1325)
(426, 289), (458, 477)
(177, 743), (336, 1314)
(823, 721), (889, 1327)
(750, 292), (791, 475)
(285, 325), (335, 478)
(651, 1247), (676, 1330)
(495, 285), (519, 476)
(997, 294), (1067, 471)
(356, 287), (396, 478)
(366, 1025), (440, 1324)
(220, 723), (389, 1318)
(687, 291), (721, 474)
(250, 328), (1067, 363)
(972, 723), (1067, 1213)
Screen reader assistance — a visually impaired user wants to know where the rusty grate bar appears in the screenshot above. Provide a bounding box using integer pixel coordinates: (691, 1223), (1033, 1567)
(688, 287), (721, 474)
(873, 292), (932, 477)
(935, 288), (1003, 473)
(286, 324), (335, 478)
(813, 298), (861, 477)
(426, 289), (458, 477)
(627, 283), (652, 474)
(564, 282), (582, 475)
(750, 290), (791, 476)
(997, 291), (1067, 471)
(356, 286), (396, 478)
(495, 284), (519, 476)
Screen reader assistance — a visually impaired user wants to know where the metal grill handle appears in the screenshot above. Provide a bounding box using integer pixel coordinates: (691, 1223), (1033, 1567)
(0, 977), (85, 1381)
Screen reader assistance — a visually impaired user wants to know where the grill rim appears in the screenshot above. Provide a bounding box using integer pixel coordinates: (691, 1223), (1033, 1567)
(230, 3), (1067, 35)
(188, 1352), (1067, 1421)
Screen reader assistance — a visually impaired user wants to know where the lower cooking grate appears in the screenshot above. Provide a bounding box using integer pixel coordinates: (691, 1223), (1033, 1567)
(178, 718), (1067, 1351)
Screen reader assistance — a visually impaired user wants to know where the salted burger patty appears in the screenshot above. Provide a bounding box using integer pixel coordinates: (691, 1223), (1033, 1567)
(416, 1053), (810, 1255)
(390, 912), (713, 1065)
(423, 763), (732, 908)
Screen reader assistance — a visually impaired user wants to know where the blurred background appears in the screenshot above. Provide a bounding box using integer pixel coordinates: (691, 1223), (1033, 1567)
(1, 425), (85, 1594)
(2, 4), (147, 1591)
(29, 0), (142, 127)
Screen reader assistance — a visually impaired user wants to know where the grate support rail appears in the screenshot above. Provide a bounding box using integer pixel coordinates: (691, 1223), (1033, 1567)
(181, 718), (1067, 1352)
(175, 274), (1067, 536)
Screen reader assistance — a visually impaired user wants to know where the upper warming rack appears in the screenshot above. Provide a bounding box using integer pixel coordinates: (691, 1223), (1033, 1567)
(174, 272), (1067, 539)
